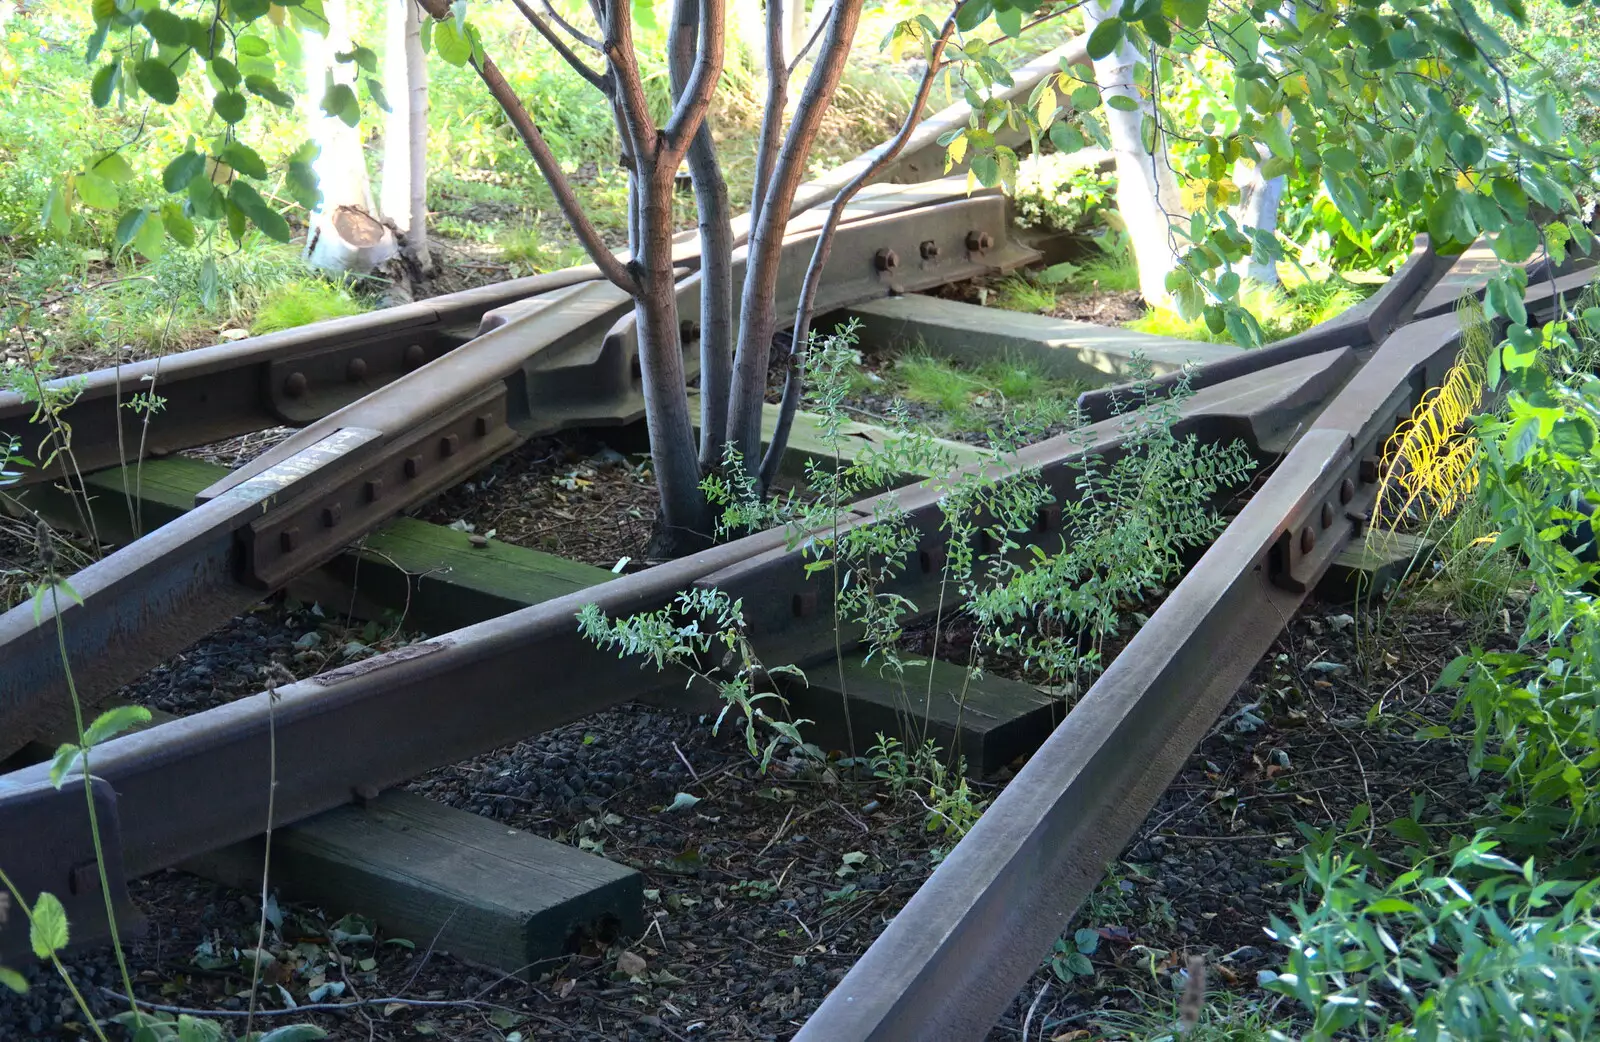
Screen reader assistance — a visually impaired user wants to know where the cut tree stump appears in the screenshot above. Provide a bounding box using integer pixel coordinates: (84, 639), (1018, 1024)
(184, 791), (643, 978)
(838, 295), (1241, 385)
(1317, 530), (1436, 604)
(784, 653), (1063, 778)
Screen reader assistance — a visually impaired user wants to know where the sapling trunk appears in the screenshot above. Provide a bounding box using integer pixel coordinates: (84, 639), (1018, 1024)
(1081, 0), (1182, 306)
(381, 0), (432, 272)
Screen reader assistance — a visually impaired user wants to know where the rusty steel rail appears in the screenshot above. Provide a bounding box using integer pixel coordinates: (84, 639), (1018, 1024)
(790, 265), (1597, 1041)
(0, 185), (1035, 758)
(0, 342), (1356, 963)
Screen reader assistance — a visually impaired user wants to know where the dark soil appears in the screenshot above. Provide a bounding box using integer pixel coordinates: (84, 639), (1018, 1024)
(412, 433), (658, 570)
(1049, 289), (1146, 326)
(3, 591), (1503, 1041)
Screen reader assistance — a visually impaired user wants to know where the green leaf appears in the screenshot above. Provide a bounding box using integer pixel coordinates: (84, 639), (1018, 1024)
(994, 5), (1022, 37)
(214, 91), (248, 124)
(163, 151), (206, 193)
(0, 966), (26, 994)
(135, 59), (180, 104)
(1322, 146), (1358, 174)
(246, 74), (295, 108)
(365, 77), (390, 114)
(955, 0), (993, 32)
(162, 202), (197, 248)
(1106, 93), (1139, 112)
(320, 83), (359, 127)
(199, 256), (219, 309)
(115, 207), (149, 247)
(90, 152), (135, 184)
(1086, 16), (1125, 60)
(29, 893), (69, 959)
(42, 182), (71, 234)
(211, 56), (241, 89)
(1386, 817), (1429, 846)
(142, 8), (190, 46)
(1065, 951), (1093, 976)
(1069, 84), (1100, 111)
(335, 44), (379, 73)
(231, 0), (272, 22)
(83, 705), (152, 748)
(177, 1014), (226, 1042)
(132, 212), (166, 260)
(257, 1027), (329, 1042)
(76, 172), (120, 211)
(434, 19), (473, 66)
(91, 61), (119, 107)
(49, 742), (83, 788)
(230, 182), (291, 242)
(1533, 94), (1563, 141)
(219, 142), (268, 180)
(970, 152), (1000, 188)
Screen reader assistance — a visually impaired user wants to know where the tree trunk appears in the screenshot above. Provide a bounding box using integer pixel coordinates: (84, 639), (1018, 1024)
(725, 0), (864, 475)
(381, 0), (431, 272)
(670, 0), (736, 471)
(305, 0), (396, 273)
(1232, 145), (1284, 284)
(1082, 0), (1181, 306)
(1230, 3), (1294, 285)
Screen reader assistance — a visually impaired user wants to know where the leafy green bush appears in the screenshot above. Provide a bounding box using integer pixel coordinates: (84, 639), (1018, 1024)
(1266, 829), (1600, 1041)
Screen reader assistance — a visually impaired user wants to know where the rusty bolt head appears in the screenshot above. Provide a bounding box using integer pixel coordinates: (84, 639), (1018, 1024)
(346, 357), (368, 382)
(1339, 477), (1355, 504)
(679, 320), (700, 341)
(1359, 457), (1380, 484)
(1300, 526), (1316, 554)
(364, 478), (384, 502)
(1321, 502), (1335, 529)
(919, 240), (940, 260)
(283, 371), (308, 398)
(874, 248), (900, 272)
(404, 455), (423, 479)
(966, 230), (994, 252)
(439, 433), (460, 458)
(322, 503), (342, 528)
(403, 343), (426, 369)
(279, 527), (299, 553)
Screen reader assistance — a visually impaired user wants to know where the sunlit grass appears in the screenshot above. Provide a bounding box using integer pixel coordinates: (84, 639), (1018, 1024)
(251, 279), (367, 335)
(1129, 277), (1370, 346)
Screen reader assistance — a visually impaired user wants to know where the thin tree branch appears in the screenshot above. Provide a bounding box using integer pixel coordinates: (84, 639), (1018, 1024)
(727, 0), (867, 474)
(661, 0), (725, 159)
(509, 0), (607, 90)
(750, 0), (790, 227)
(787, 2), (828, 75)
(541, 0), (601, 51)
(758, 6), (960, 489)
(602, 0), (659, 171)
(453, 45), (634, 289)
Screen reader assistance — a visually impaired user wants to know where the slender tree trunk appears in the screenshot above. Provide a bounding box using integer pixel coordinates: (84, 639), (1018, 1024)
(725, 0), (864, 475)
(669, 0), (736, 470)
(1231, 2), (1294, 285)
(305, 0), (396, 272)
(381, 0), (431, 272)
(1082, 0), (1181, 305)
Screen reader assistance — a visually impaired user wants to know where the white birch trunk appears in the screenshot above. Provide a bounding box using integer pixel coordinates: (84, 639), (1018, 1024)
(381, 0), (431, 271)
(304, 0), (395, 273)
(1230, 2), (1295, 285)
(1082, 0), (1183, 306)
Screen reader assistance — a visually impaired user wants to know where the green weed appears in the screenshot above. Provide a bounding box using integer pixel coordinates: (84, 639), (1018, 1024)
(250, 280), (368, 336)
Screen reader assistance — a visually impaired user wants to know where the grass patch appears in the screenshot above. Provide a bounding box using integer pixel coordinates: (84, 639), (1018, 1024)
(250, 279), (368, 335)
(1128, 278), (1369, 346)
(882, 348), (1087, 435)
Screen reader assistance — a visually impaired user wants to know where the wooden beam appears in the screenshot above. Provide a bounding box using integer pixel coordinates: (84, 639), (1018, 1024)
(184, 791), (643, 978)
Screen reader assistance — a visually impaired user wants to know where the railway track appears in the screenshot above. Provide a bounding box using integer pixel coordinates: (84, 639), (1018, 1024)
(1, 35), (1592, 1036)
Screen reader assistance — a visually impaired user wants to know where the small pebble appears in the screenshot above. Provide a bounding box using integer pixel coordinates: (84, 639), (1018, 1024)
(468, 534), (489, 548)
